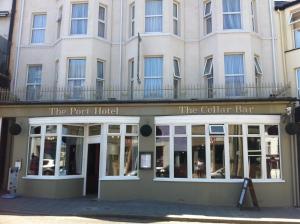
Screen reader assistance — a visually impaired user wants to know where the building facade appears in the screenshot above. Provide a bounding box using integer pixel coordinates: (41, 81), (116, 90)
(0, 0), (298, 206)
(275, 0), (300, 207)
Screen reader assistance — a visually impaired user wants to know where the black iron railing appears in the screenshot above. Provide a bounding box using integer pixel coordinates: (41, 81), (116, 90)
(0, 82), (291, 103)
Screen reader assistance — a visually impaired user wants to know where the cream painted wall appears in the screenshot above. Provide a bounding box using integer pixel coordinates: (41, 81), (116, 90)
(11, 0), (280, 94)
(275, 3), (300, 98)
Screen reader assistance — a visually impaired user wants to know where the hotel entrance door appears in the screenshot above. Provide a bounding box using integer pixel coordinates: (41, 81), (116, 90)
(86, 143), (100, 195)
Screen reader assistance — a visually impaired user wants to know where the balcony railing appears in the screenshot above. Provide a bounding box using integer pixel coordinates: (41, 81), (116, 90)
(0, 83), (291, 103)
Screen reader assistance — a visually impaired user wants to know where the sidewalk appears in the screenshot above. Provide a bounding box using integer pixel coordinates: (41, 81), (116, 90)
(0, 197), (300, 223)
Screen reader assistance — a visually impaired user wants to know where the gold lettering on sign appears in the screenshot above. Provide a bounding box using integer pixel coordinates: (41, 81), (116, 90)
(49, 107), (119, 116)
(178, 105), (255, 115)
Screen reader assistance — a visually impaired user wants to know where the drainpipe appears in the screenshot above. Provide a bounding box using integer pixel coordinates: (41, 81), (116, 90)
(7, 0), (16, 78)
(119, 0), (123, 90)
(13, 0), (25, 93)
(278, 10), (288, 85)
(268, 0), (278, 88)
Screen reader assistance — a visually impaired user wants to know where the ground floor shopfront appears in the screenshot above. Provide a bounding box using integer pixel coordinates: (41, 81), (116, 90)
(0, 100), (298, 207)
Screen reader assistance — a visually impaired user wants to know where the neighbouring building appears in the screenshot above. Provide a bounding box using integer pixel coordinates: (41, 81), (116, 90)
(275, 0), (300, 207)
(0, 0), (298, 207)
(0, 0), (15, 193)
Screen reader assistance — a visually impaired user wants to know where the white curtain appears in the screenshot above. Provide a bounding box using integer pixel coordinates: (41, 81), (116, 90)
(223, 0), (241, 29)
(68, 59), (85, 98)
(295, 30), (300, 48)
(224, 55), (244, 97)
(32, 15), (46, 43)
(71, 4), (88, 35)
(27, 66), (42, 100)
(145, 0), (163, 32)
(144, 57), (163, 98)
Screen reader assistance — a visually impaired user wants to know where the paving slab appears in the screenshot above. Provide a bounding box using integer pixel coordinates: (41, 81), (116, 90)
(0, 197), (300, 223)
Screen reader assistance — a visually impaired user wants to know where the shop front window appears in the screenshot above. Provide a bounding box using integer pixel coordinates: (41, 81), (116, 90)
(154, 120), (281, 182)
(28, 135), (41, 175)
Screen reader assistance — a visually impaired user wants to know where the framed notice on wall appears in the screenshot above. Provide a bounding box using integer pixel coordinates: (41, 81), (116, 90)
(139, 152), (153, 170)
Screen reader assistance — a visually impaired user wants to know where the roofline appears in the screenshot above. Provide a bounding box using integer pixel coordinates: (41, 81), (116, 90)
(275, 0), (300, 10)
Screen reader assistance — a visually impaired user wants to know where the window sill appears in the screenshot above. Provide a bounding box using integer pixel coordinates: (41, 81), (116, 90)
(23, 175), (84, 180)
(100, 176), (140, 181)
(153, 178), (285, 183)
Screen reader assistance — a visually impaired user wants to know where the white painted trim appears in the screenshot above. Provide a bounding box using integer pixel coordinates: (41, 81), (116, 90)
(153, 178), (285, 183)
(29, 116), (140, 125)
(155, 115), (280, 124)
(100, 176), (140, 181)
(22, 175), (84, 180)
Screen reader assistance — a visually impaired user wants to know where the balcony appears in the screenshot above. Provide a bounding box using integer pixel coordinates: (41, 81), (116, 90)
(0, 82), (292, 104)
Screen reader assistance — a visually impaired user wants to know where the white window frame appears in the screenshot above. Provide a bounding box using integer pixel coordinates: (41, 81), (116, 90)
(222, 0), (242, 30)
(203, 57), (213, 76)
(98, 4), (107, 38)
(154, 115), (283, 183)
(70, 3), (88, 35)
(31, 13), (47, 44)
(173, 1), (179, 36)
(144, 56), (163, 98)
(289, 10), (300, 25)
(96, 59), (105, 98)
(209, 125), (225, 135)
(204, 1), (212, 35)
(25, 116), (140, 182)
(26, 65), (42, 100)
(254, 55), (263, 75)
(145, 0), (163, 33)
(129, 3), (135, 37)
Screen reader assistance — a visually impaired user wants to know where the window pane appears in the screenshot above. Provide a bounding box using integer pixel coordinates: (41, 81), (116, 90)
(173, 3), (178, 17)
(46, 125), (57, 134)
(229, 137), (243, 178)
(205, 2), (211, 15)
(248, 125), (260, 134)
(62, 125), (84, 136)
(126, 125), (138, 134)
(60, 137), (83, 175)
(210, 137), (225, 179)
(97, 61), (104, 79)
(69, 59), (86, 78)
(192, 125), (205, 135)
(174, 137), (187, 178)
(224, 54), (244, 74)
(26, 85), (41, 101)
(32, 15), (46, 43)
(204, 58), (213, 75)
(247, 137), (262, 179)
(32, 30), (45, 44)
(175, 126), (186, 135)
(228, 125), (242, 135)
(156, 126), (169, 136)
(156, 137), (170, 177)
(106, 136), (120, 176)
(265, 125), (279, 136)
(89, 125), (101, 136)
(108, 125), (120, 133)
(295, 30), (300, 48)
(223, 0), (240, 12)
(28, 66), (42, 83)
(124, 136), (139, 176)
(192, 137), (206, 178)
(266, 136), (280, 179)
(71, 4), (88, 35)
(43, 136), (57, 176)
(145, 0), (162, 32)
(174, 59), (180, 76)
(99, 6), (105, 21)
(144, 57), (163, 98)
(98, 21), (105, 37)
(30, 126), (41, 135)
(206, 17), (212, 34)
(27, 137), (41, 175)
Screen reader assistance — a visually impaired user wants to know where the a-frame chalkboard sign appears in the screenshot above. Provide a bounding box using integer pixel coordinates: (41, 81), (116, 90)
(237, 178), (259, 210)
